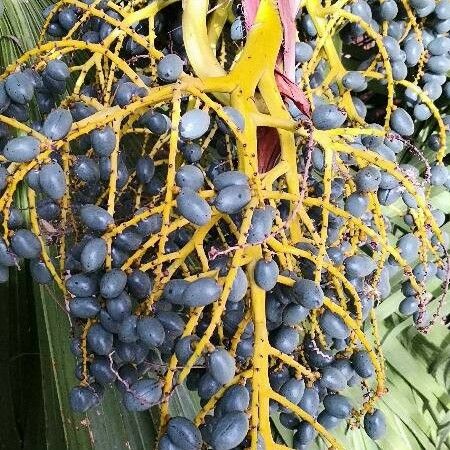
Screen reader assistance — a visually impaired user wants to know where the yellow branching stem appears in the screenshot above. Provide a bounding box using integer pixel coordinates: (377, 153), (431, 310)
(0, 0), (447, 448)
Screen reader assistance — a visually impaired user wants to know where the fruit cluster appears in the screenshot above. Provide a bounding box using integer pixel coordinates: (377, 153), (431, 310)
(0, 0), (448, 449)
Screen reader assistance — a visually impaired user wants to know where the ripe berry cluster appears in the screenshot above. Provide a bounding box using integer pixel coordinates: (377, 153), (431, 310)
(0, 0), (448, 449)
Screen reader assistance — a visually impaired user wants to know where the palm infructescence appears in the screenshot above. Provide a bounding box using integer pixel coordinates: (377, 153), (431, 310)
(0, 0), (449, 449)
